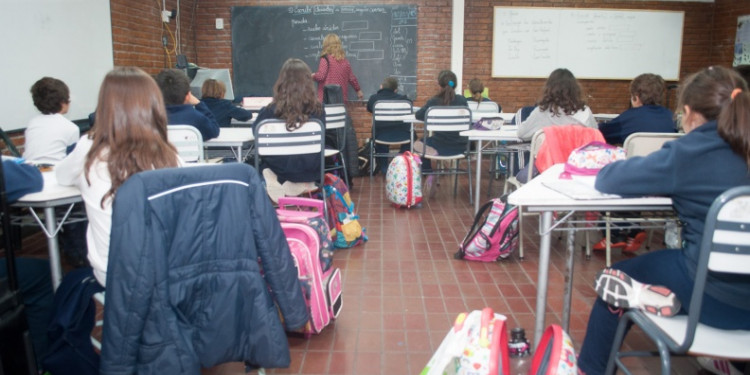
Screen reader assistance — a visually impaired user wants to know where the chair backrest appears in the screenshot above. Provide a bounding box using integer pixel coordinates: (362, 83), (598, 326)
(531, 125), (605, 174)
(253, 119), (325, 182)
(526, 129), (547, 181)
(0, 127), (21, 157)
(167, 125), (204, 162)
(623, 132), (683, 158)
(680, 185), (750, 350)
(424, 106), (473, 133)
(372, 100), (413, 125)
(469, 101), (500, 114)
(324, 104), (346, 131)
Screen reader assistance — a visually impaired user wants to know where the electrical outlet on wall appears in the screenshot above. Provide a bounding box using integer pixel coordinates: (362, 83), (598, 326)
(216, 18), (224, 30)
(161, 10), (172, 23)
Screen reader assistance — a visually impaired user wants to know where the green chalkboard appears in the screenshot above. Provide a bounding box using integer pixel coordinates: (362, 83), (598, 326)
(231, 4), (418, 101)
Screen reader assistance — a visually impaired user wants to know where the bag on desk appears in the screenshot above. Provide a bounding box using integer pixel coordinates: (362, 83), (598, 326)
(472, 116), (504, 131)
(560, 141), (625, 179)
(455, 197), (519, 262)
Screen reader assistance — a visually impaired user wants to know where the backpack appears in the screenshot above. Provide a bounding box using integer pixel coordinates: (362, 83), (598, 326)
(277, 197), (335, 273)
(321, 173), (367, 248)
(421, 307), (509, 375)
(560, 141), (626, 179)
(385, 151), (422, 208)
(455, 197), (519, 262)
(529, 324), (578, 375)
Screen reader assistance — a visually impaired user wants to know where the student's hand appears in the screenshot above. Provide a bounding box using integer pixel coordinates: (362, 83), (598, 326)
(357, 90), (364, 100)
(187, 92), (200, 106)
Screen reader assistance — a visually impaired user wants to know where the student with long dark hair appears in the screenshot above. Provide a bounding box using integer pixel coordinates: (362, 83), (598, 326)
(578, 66), (750, 375)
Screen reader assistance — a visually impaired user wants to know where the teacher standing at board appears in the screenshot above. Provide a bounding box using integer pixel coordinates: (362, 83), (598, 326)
(312, 33), (364, 103)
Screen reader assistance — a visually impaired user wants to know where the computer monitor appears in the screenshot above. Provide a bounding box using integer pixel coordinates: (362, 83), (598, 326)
(190, 68), (235, 101)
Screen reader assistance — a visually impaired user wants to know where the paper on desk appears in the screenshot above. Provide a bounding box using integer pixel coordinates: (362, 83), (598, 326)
(542, 175), (621, 200)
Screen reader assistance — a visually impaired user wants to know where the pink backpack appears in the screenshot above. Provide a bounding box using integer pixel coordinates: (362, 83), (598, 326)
(277, 197), (342, 335)
(455, 198), (519, 262)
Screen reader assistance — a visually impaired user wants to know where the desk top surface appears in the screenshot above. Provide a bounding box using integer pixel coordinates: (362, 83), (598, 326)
(461, 126), (521, 141)
(16, 171), (81, 205)
(508, 164), (673, 209)
(205, 127), (255, 146)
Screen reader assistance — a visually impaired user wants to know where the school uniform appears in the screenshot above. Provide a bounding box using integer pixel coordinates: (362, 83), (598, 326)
(598, 105), (675, 145)
(253, 104), (325, 183)
(166, 101), (220, 141)
(578, 120), (750, 374)
(23, 114), (80, 163)
(517, 106), (597, 141)
(366, 88), (412, 172)
(201, 97), (254, 127)
(414, 95), (470, 156)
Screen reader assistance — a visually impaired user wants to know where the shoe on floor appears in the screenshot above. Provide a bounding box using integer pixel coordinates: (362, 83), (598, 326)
(623, 231), (647, 253)
(592, 238), (626, 251)
(696, 357), (743, 375)
(594, 268), (681, 316)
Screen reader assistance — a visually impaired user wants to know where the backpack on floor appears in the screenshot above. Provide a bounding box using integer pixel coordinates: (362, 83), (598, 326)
(421, 307), (509, 375)
(280, 221), (342, 335)
(455, 197), (519, 262)
(385, 151), (422, 208)
(321, 173), (367, 249)
(529, 324), (578, 375)
(277, 197), (335, 273)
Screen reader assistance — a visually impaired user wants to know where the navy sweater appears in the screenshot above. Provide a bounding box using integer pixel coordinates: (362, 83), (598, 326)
(366, 88), (412, 141)
(414, 95), (469, 155)
(596, 121), (750, 309)
(3, 160), (43, 202)
(166, 101), (221, 141)
(598, 105), (676, 145)
(202, 97), (254, 127)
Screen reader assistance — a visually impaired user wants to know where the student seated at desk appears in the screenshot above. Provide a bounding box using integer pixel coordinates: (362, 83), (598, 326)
(598, 73), (676, 145)
(201, 79), (254, 127)
(253, 58), (325, 203)
(465, 78), (501, 111)
(414, 70), (469, 164)
(56, 67), (182, 287)
(517, 68), (597, 141)
(155, 69), (220, 141)
(23, 77), (80, 164)
(578, 66), (750, 375)
(366, 76), (412, 174)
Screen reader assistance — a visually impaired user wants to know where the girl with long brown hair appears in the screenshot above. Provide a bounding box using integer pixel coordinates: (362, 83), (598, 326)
(56, 66), (181, 286)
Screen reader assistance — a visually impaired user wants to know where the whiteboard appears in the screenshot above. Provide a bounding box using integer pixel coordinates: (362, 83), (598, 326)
(0, 0), (114, 131)
(492, 7), (684, 80)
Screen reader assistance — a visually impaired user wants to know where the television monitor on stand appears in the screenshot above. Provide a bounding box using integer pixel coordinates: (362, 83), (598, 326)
(189, 68), (235, 101)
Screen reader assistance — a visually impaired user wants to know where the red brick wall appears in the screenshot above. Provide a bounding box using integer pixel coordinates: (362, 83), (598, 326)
(103, 0), (724, 146)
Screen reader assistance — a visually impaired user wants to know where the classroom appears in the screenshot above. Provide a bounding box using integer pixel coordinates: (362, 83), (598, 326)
(2, 0), (749, 375)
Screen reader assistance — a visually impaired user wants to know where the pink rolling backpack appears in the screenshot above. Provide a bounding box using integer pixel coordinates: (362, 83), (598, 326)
(277, 197), (342, 335)
(455, 197), (519, 262)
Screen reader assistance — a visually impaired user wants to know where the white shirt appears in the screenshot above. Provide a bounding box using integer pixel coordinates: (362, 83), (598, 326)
(23, 113), (80, 164)
(56, 136), (183, 286)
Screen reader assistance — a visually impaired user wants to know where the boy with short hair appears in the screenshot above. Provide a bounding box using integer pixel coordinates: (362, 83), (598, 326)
(366, 76), (412, 174)
(23, 77), (80, 163)
(155, 69), (220, 141)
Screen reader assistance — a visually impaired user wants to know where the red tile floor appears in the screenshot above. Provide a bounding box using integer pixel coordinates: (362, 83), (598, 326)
(15, 165), (705, 375)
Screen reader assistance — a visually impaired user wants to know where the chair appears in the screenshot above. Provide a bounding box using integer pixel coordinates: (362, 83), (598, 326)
(597, 132), (684, 266)
(167, 125), (204, 163)
(369, 100), (413, 177)
(468, 100), (500, 114)
(253, 119), (325, 204)
(420, 106), (473, 203)
(0, 127), (21, 157)
(605, 185), (750, 375)
(323, 104), (349, 184)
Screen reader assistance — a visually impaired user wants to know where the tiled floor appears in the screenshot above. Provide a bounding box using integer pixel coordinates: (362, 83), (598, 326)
(15, 164), (704, 375)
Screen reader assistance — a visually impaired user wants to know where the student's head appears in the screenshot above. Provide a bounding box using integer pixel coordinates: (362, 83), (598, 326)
(155, 69), (191, 106)
(734, 65), (750, 87)
(469, 78), (484, 101)
(321, 33), (345, 60)
(30, 77), (70, 115)
(201, 79), (226, 99)
(677, 65), (750, 165)
(630, 73), (665, 107)
(538, 68), (586, 115)
(87, 67), (179, 206)
(435, 70), (457, 105)
(273, 58), (323, 131)
(382, 77), (398, 91)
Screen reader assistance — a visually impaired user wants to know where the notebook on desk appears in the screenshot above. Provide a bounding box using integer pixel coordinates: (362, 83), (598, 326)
(542, 176), (621, 200)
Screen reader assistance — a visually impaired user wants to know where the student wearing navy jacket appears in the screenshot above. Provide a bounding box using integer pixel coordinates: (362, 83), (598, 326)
(578, 66), (750, 375)
(366, 76), (412, 173)
(598, 73), (676, 145)
(201, 79), (254, 127)
(156, 69), (220, 141)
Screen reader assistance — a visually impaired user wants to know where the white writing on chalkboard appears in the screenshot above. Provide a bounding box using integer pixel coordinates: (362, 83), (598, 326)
(492, 7), (684, 80)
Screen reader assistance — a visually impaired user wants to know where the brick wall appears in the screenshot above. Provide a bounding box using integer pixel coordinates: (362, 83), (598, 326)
(99, 0), (726, 147)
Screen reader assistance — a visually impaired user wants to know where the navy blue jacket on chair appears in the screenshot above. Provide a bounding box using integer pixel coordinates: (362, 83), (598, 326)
(100, 163), (309, 375)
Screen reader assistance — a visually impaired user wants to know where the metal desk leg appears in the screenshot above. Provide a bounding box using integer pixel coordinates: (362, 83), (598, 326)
(43, 206), (63, 290)
(562, 226), (576, 333)
(474, 139), (484, 214)
(534, 210), (553, 348)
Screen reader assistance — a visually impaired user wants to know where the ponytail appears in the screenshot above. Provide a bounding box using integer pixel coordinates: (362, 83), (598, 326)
(718, 89), (750, 167)
(436, 70), (457, 105)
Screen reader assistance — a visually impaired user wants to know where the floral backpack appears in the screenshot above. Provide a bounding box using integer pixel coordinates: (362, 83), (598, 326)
(560, 141), (626, 179)
(385, 151), (422, 208)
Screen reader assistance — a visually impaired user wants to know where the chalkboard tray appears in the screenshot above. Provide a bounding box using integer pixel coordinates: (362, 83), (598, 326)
(232, 5), (418, 101)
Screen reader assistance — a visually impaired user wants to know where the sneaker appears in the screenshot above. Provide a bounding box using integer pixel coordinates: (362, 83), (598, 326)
(623, 231), (647, 253)
(696, 357), (743, 375)
(592, 238), (626, 251)
(594, 268), (681, 316)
